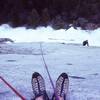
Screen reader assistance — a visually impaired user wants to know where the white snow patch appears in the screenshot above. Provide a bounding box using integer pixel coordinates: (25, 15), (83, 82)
(0, 24), (100, 46)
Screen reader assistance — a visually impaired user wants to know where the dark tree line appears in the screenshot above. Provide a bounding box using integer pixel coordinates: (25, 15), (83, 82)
(0, 0), (100, 30)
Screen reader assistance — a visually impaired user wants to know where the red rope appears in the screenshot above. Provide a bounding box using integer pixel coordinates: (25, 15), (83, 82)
(0, 76), (26, 100)
(40, 43), (59, 100)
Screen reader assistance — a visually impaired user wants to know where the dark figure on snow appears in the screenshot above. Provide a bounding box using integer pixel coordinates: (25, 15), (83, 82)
(83, 40), (89, 46)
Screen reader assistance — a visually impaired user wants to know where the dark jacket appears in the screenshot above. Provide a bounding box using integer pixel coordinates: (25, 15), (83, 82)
(83, 40), (89, 46)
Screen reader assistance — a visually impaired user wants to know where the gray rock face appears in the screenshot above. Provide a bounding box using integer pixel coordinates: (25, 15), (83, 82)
(0, 38), (14, 43)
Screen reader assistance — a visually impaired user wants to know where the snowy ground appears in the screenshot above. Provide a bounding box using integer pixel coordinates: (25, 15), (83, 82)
(0, 42), (100, 100)
(0, 25), (100, 100)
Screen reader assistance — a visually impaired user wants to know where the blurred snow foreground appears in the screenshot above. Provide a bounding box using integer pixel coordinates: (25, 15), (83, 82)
(0, 42), (100, 100)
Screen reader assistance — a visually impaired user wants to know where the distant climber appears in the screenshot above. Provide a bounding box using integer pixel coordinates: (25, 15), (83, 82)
(0, 38), (14, 43)
(82, 40), (89, 46)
